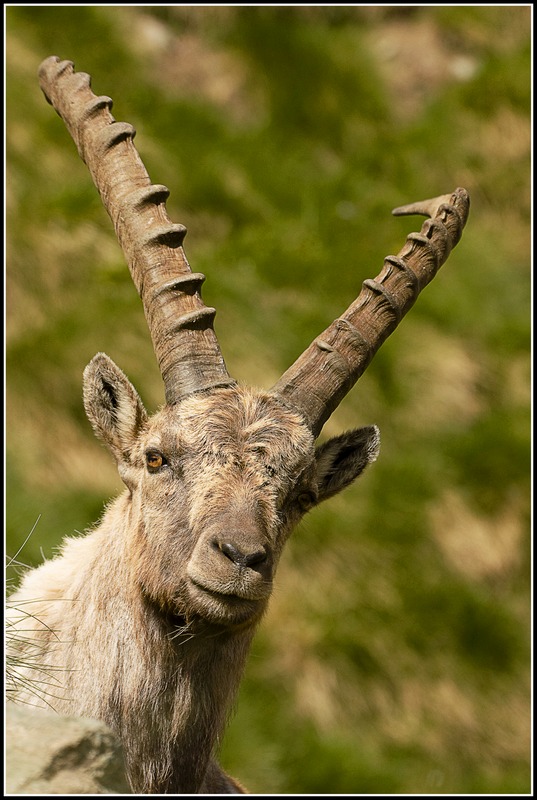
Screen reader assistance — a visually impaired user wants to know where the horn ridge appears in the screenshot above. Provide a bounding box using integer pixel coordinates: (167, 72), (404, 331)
(272, 188), (470, 436)
(38, 56), (235, 402)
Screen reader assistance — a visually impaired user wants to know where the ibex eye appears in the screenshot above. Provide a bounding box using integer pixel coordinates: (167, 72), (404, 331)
(297, 491), (316, 511)
(146, 451), (167, 472)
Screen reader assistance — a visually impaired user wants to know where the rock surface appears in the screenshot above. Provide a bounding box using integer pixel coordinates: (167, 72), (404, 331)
(6, 703), (130, 794)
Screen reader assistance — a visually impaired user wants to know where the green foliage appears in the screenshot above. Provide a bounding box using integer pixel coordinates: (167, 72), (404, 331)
(6, 6), (530, 794)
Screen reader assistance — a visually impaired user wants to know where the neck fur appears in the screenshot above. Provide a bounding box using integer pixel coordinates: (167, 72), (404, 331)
(111, 595), (256, 793)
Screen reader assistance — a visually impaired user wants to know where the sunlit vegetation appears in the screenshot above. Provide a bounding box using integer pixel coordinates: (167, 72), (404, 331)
(6, 6), (530, 794)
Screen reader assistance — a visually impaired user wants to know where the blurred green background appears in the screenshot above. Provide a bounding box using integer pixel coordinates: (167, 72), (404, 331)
(6, 6), (531, 795)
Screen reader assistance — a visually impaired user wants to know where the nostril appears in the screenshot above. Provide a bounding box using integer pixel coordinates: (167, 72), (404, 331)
(242, 548), (267, 568)
(219, 541), (243, 564)
(216, 540), (268, 569)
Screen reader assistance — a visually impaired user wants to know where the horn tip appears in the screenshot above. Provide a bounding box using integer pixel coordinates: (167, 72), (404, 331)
(392, 188), (469, 220)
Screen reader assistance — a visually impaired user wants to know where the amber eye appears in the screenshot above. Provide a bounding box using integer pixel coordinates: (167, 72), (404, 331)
(146, 451), (167, 472)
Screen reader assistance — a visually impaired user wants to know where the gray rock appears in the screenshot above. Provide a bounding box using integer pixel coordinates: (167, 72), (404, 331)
(5, 703), (131, 794)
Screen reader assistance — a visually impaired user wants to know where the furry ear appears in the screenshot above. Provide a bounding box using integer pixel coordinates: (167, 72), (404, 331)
(83, 352), (147, 464)
(315, 425), (380, 503)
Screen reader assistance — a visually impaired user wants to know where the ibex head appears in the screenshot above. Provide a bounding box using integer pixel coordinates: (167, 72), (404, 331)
(84, 363), (379, 629)
(39, 57), (469, 633)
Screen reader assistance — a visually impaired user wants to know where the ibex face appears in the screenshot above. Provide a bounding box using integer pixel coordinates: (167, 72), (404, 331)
(85, 353), (379, 629)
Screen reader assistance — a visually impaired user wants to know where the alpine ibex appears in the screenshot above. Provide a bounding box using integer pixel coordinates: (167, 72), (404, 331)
(7, 56), (470, 794)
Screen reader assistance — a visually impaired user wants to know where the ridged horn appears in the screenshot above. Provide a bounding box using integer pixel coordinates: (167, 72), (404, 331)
(38, 56), (236, 404)
(271, 187), (470, 437)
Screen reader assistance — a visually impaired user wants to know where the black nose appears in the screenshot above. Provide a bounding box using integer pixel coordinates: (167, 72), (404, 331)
(216, 540), (268, 569)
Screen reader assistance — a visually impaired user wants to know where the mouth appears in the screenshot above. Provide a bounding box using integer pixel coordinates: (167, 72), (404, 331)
(186, 578), (269, 628)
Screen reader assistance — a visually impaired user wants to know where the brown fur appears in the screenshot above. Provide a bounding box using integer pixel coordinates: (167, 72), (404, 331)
(8, 355), (379, 793)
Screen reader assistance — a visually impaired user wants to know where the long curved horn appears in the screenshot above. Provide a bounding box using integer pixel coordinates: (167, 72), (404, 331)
(271, 188), (470, 437)
(38, 56), (236, 404)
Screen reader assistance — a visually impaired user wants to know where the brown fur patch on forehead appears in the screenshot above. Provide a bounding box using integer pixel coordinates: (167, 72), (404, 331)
(147, 386), (314, 463)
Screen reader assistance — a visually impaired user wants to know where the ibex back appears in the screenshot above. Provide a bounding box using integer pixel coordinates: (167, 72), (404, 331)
(7, 56), (470, 794)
